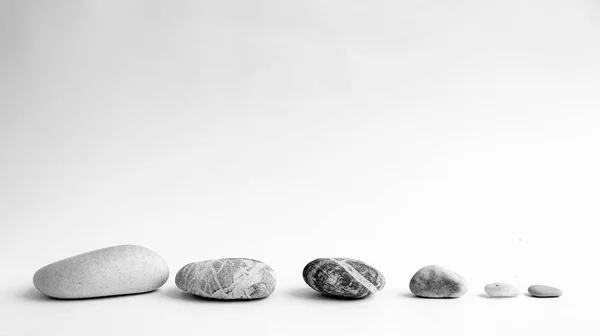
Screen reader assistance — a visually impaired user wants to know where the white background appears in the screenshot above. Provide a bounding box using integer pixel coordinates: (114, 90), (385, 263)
(1, 0), (599, 335)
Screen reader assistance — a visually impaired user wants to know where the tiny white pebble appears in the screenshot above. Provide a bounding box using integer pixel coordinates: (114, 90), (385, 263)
(484, 282), (519, 297)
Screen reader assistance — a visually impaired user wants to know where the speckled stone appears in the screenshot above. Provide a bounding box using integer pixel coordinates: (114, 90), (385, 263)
(528, 284), (562, 298)
(409, 265), (468, 298)
(302, 258), (386, 299)
(484, 283), (519, 297)
(175, 258), (276, 300)
(33, 245), (170, 299)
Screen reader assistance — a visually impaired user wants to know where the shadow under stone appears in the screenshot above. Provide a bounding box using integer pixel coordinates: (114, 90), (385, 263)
(398, 291), (461, 299)
(525, 293), (561, 299)
(20, 287), (158, 302)
(162, 287), (269, 303)
(20, 287), (55, 302)
(478, 293), (520, 299)
(286, 287), (375, 301)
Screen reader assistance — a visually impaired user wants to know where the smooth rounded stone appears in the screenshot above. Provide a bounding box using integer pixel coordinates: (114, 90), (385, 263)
(302, 258), (386, 299)
(33, 245), (169, 299)
(409, 265), (468, 298)
(528, 284), (563, 298)
(484, 283), (519, 297)
(175, 258), (276, 300)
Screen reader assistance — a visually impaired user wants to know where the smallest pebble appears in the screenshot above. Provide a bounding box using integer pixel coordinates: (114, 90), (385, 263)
(528, 284), (562, 298)
(484, 283), (519, 297)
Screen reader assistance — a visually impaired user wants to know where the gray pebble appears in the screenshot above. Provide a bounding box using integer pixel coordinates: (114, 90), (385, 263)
(409, 265), (468, 298)
(528, 284), (562, 298)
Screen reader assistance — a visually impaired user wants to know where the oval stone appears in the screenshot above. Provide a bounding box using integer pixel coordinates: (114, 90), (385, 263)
(175, 258), (276, 300)
(528, 284), (562, 298)
(484, 282), (519, 297)
(302, 258), (386, 299)
(33, 245), (169, 299)
(409, 265), (468, 298)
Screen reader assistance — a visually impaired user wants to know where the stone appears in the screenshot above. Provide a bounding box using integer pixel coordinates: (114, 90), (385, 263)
(484, 282), (519, 297)
(409, 265), (468, 298)
(175, 258), (276, 300)
(528, 284), (562, 297)
(302, 258), (386, 299)
(33, 245), (169, 299)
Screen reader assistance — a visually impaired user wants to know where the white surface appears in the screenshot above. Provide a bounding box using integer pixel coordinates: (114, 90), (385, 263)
(1, 0), (599, 335)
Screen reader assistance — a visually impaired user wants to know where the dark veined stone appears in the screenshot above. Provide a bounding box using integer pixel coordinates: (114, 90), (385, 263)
(302, 258), (386, 299)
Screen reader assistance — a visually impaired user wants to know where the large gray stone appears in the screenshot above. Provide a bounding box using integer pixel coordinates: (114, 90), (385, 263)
(33, 245), (169, 299)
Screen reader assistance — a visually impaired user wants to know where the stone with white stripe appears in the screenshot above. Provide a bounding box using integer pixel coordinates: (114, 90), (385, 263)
(302, 258), (386, 299)
(175, 258), (276, 300)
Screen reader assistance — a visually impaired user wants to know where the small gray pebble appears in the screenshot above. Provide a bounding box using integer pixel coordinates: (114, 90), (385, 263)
(528, 284), (562, 298)
(484, 282), (519, 297)
(409, 265), (468, 298)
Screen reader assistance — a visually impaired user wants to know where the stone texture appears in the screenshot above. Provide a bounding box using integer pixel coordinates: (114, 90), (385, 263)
(528, 284), (562, 298)
(409, 265), (468, 298)
(302, 258), (386, 299)
(175, 258), (276, 300)
(484, 282), (519, 297)
(33, 245), (169, 299)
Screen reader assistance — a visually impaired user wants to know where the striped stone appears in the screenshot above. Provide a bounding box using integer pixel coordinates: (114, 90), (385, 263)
(302, 258), (386, 299)
(175, 258), (276, 300)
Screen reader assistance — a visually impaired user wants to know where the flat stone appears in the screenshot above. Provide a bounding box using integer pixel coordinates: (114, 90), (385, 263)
(484, 282), (519, 297)
(175, 258), (276, 300)
(528, 284), (562, 297)
(409, 265), (468, 298)
(33, 245), (169, 299)
(302, 258), (386, 299)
